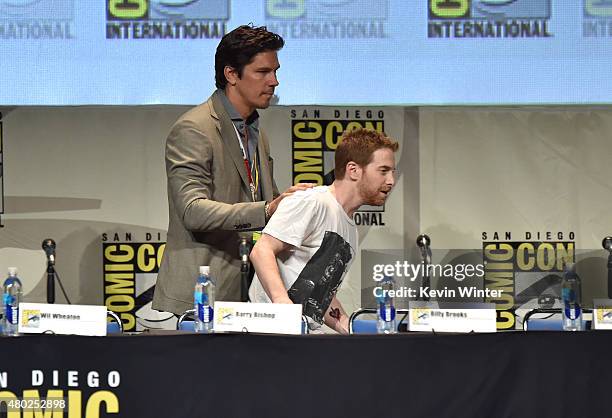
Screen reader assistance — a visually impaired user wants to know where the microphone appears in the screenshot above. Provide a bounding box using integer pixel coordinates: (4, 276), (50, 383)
(416, 234), (431, 265)
(42, 238), (56, 304)
(603, 236), (612, 253)
(416, 234), (432, 301)
(42, 238), (56, 266)
(603, 237), (612, 298)
(239, 237), (250, 272)
(239, 237), (251, 302)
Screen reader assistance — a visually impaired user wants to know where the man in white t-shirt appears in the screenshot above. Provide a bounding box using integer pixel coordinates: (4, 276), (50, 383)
(248, 128), (398, 333)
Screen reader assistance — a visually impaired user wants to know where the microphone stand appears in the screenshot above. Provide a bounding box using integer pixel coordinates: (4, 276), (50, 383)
(47, 259), (55, 304)
(416, 234), (432, 302)
(608, 252), (612, 300)
(422, 252), (431, 302)
(604, 237), (612, 299)
(240, 238), (251, 302)
(42, 238), (57, 304)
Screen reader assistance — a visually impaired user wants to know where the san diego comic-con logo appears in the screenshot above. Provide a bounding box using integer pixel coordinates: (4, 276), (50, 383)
(291, 108), (388, 226)
(217, 307), (235, 325)
(21, 309), (41, 328)
(106, 0), (229, 40)
(0, 0), (75, 40)
(482, 231), (575, 330)
(428, 0), (552, 39)
(265, 0), (388, 39)
(583, 0), (612, 37)
(102, 233), (175, 331)
(0, 370), (122, 417)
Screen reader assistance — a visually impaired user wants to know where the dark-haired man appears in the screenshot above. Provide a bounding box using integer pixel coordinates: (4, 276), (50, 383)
(249, 128), (398, 333)
(153, 25), (311, 315)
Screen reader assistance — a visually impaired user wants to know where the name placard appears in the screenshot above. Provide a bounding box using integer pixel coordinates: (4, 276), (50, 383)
(18, 303), (108, 336)
(408, 302), (496, 333)
(214, 302), (303, 335)
(592, 299), (612, 330)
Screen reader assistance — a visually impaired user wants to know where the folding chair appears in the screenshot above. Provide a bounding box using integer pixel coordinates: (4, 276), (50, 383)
(177, 309), (196, 331)
(106, 310), (123, 334)
(522, 308), (592, 331)
(349, 307), (409, 334)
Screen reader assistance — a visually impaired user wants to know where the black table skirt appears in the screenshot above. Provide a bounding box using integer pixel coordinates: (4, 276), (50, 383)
(0, 331), (608, 418)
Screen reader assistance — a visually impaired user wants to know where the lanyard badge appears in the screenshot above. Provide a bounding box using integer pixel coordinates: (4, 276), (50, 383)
(233, 123), (259, 202)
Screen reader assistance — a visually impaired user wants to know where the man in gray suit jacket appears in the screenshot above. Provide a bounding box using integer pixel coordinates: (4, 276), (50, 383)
(153, 25), (310, 315)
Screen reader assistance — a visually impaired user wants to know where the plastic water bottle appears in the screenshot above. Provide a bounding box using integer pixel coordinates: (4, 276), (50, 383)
(194, 266), (215, 333)
(561, 263), (583, 331)
(376, 275), (397, 334)
(2, 267), (23, 337)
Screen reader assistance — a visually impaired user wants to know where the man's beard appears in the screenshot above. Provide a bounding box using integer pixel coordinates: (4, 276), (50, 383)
(358, 181), (387, 206)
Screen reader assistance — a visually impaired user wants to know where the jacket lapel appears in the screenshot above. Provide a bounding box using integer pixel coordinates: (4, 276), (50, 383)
(258, 130), (274, 201)
(210, 91), (251, 195)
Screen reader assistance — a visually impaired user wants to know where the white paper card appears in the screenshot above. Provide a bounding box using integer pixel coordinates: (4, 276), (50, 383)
(18, 303), (107, 336)
(214, 302), (303, 334)
(408, 302), (496, 333)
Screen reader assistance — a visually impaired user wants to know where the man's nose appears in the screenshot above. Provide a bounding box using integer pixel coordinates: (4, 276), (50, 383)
(269, 72), (279, 87)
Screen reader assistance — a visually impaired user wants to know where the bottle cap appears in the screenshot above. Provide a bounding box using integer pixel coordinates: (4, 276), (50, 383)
(8, 267), (17, 276)
(199, 266), (210, 275)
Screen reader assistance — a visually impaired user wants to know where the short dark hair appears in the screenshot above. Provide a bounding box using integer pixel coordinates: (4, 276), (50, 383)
(334, 128), (399, 180)
(215, 25), (284, 89)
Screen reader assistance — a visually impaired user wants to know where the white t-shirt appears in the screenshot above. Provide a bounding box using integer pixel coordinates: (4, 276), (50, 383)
(249, 186), (357, 324)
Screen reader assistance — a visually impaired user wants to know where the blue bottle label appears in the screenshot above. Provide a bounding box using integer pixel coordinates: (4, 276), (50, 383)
(3, 294), (15, 323)
(204, 306), (213, 323)
(379, 303), (395, 322)
(4, 304), (11, 323)
(564, 304), (581, 320)
(562, 288), (581, 320)
(197, 304), (213, 323)
(10, 305), (18, 324)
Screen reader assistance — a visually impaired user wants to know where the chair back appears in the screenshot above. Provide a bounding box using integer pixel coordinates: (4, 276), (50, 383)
(523, 308), (592, 331)
(349, 308), (409, 334)
(107, 310), (123, 334)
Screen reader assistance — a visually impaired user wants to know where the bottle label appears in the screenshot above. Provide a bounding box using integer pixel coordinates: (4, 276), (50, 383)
(197, 304), (213, 323)
(565, 304), (581, 320)
(4, 304), (11, 323)
(10, 305), (18, 325)
(562, 288), (581, 320)
(379, 303), (395, 322)
(3, 294), (15, 323)
(203, 306), (213, 323)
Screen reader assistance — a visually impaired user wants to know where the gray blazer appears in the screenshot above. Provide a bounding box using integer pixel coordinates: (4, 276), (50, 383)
(152, 91), (279, 315)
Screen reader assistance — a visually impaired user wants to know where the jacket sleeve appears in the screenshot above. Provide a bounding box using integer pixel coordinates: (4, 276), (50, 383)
(166, 119), (266, 232)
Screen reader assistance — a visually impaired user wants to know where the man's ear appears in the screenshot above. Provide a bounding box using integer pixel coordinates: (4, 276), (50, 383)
(346, 161), (361, 181)
(224, 66), (239, 86)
